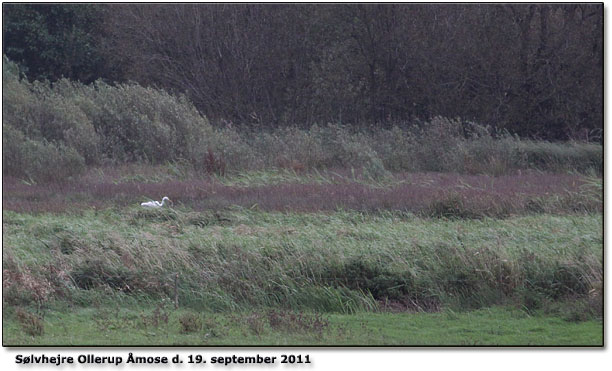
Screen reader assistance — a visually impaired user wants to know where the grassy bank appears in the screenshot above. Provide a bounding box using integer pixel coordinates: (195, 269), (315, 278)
(3, 209), (602, 315)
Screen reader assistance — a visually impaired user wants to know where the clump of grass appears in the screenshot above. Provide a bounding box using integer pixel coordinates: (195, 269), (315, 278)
(426, 193), (478, 219)
(558, 298), (603, 323)
(140, 301), (170, 329)
(129, 208), (180, 223)
(361, 150), (391, 182)
(428, 242), (520, 309)
(178, 312), (202, 333)
(200, 316), (226, 338)
(320, 258), (415, 301)
(70, 260), (137, 292)
(532, 284), (603, 323)
(245, 313), (266, 336)
(15, 307), (44, 336)
(524, 192), (602, 215)
(2, 254), (56, 309)
(266, 310), (329, 337)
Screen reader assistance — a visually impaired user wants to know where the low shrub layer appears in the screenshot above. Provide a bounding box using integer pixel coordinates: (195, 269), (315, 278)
(3, 57), (603, 181)
(3, 124), (85, 182)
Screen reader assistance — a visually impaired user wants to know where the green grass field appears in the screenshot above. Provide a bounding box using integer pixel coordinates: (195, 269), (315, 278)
(2, 305), (602, 346)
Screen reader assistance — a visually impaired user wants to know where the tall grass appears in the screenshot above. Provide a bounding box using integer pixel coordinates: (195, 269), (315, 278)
(3, 56), (603, 181)
(3, 210), (602, 314)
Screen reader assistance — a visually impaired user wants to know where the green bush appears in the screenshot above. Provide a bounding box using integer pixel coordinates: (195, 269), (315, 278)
(3, 124), (86, 181)
(516, 140), (602, 173)
(3, 63), (102, 166)
(3, 57), (216, 176)
(2, 56), (602, 178)
(78, 81), (211, 164)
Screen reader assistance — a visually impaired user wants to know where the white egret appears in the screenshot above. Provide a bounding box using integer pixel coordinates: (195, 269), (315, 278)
(141, 196), (171, 208)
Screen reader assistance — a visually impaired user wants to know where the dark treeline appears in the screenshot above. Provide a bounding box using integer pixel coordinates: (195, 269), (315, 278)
(2, 3), (603, 141)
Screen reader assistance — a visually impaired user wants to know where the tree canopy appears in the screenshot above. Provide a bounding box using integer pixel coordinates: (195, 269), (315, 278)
(2, 3), (603, 140)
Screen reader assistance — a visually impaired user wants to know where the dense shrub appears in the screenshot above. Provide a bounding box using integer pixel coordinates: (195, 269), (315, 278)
(3, 57), (214, 178)
(3, 56), (602, 180)
(3, 124), (86, 182)
(3, 58), (99, 165)
(516, 140), (603, 174)
(74, 81), (211, 164)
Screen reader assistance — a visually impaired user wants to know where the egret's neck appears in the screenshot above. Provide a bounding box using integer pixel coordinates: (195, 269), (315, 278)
(161, 199), (167, 207)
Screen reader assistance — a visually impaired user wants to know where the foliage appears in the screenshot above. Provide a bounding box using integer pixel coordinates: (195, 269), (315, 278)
(2, 4), (602, 140)
(103, 4), (602, 140)
(3, 62), (215, 179)
(3, 56), (602, 181)
(2, 4), (108, 82)
(3, 124), (86, 182)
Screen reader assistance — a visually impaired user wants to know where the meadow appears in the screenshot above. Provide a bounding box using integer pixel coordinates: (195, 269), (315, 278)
(2, 167), (603, 346)
(2, 61), (603, 345)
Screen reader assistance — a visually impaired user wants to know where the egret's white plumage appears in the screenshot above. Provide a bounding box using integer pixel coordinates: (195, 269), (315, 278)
(141, 196), (171, 208)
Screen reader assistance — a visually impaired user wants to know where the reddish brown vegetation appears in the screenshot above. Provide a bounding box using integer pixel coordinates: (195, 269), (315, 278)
(2, 172), (599, 216)
(204, 149), (226, 176)
(276, 157), (306, 173)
